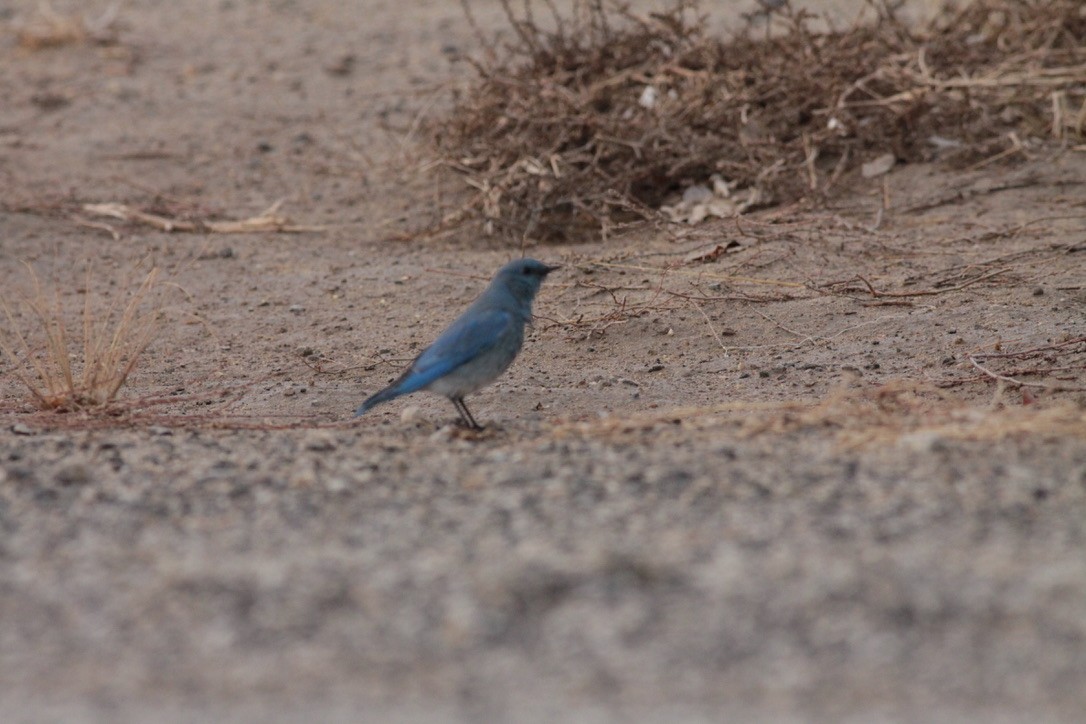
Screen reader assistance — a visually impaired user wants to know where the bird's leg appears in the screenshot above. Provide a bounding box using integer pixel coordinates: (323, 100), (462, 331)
(451, 398), (472, 428)
(451, 397), (483, 430)
(451, 398), (468, 426)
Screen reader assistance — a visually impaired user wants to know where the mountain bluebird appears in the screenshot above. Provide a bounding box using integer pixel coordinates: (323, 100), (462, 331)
(355, 258), (559, 429)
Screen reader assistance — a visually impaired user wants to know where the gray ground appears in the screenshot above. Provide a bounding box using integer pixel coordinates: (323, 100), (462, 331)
(2, 1), (1086, 722)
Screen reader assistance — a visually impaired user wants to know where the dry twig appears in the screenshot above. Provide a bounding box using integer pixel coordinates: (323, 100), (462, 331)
(81, 200), (325, 234)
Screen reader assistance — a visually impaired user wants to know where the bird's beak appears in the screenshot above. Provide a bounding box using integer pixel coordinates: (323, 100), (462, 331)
(543, 264), (561, 275)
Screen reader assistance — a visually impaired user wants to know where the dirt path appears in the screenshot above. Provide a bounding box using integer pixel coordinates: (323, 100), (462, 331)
(2, 1), (1085, 721)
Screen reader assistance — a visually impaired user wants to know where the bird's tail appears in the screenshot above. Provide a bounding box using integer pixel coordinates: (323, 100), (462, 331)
(354, 385), (403, 417)
(356, 362), (433, 417)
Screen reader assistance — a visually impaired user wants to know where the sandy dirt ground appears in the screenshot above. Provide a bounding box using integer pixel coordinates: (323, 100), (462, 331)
(2, 1), (1086, 722)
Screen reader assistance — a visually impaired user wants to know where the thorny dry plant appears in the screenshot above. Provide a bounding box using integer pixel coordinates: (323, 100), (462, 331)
(0, 264), (164, 411)
(431, 0), (1086, 241)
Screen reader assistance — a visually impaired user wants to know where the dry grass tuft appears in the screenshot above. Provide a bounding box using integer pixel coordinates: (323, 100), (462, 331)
(552, 380), (1086, 449)
(12, 2), (120, 50)
(789, 382), (1086, 449)
(0, 264), (163, 411)
(431, 0), (1086, 241)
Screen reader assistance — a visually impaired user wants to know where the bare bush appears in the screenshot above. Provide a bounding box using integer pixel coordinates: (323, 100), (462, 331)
(430, 0), (1086, 241)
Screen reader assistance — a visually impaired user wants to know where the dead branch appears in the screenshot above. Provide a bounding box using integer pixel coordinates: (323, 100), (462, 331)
(967, 354), (1086, 393)
(854, 267), (1011, 299)
(81, 200), (326, 234)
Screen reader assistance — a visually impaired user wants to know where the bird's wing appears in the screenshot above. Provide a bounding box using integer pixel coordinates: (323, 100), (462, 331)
(391, 308), (516, 396)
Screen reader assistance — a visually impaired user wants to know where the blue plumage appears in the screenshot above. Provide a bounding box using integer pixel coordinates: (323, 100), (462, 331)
(355, 258), (558, 428)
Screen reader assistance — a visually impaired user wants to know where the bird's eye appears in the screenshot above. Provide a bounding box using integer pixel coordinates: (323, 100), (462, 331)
(522, 268), (533, 275)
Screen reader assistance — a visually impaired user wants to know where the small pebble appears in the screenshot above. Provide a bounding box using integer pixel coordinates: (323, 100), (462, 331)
(324, 54), (355, 76)
(304, 431), (337, 452)
(325, 477), (349, 493)
(428, 426), (456, 443)
(400, 405), (426, 424)
(289, 465), (318, 487)
(55, 463), (91, 486)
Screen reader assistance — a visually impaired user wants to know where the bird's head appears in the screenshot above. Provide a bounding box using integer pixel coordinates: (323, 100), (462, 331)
(492, 258), (559, 304)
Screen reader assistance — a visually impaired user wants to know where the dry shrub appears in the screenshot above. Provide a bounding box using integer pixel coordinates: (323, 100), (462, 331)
(431, 0), (1086, 241)
(0, 264), (163, 411)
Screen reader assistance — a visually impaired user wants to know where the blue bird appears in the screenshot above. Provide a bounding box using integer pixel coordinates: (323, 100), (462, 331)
(355, 258), (559, 429)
